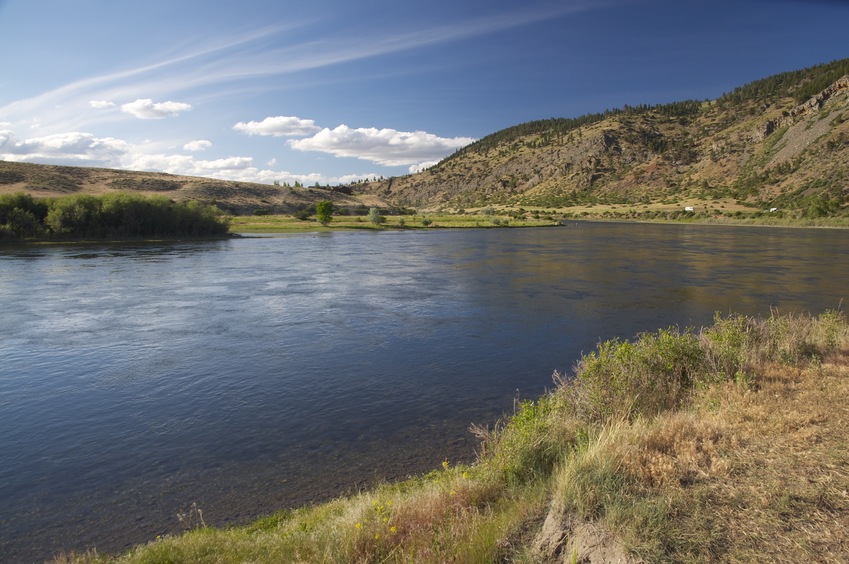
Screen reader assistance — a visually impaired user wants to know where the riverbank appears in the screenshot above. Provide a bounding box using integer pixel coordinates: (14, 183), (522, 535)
(229, 207), (849, 234)
(55, 310), (849, 563)
(229, 212), (558, 232)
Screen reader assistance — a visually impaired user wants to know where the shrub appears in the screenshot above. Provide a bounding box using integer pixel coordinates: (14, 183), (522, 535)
(316, 200), (334, 225)
(474, 394), (577, 487)
(569, 327), (705, 422)
(293, 206), (315, 220)
(368, 207), (385, 225)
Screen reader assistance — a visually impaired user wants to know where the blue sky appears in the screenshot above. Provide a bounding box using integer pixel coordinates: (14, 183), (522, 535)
(1, 0), (847, 185)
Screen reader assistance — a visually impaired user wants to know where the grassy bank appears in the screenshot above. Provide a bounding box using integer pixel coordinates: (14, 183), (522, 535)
(230, 212), (557, 232)
(229, 209), (849, 234)
(57, 310), (849, 563)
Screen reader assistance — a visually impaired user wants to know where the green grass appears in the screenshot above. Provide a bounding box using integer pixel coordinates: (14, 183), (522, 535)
(229, 213), (558, 233)
(56, 310), (849, 563)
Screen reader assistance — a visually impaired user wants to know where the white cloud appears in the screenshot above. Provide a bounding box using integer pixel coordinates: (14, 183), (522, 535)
(336, 172), (380, 184)
(233, 115), (320, 137)
(223, 169), (325, 185)
(0, 129), (128, 166)
(121, 98), (192, 119)
(0, 126), (416, 187)
(126, 153), (194, 173)
(125, 151), (327, 185)
(409, 160), (439, 174)
(126, 153), (254, 176)
(183, 139), (212, 152)
(288, 125), (474, 168)
(200, 156), (254, 170)
(89, 100), (116, 109)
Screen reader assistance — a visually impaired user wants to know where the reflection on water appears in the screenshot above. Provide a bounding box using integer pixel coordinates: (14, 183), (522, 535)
(1, 223), (847, 562)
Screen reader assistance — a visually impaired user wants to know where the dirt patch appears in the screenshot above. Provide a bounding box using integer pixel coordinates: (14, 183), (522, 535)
(533, 509), (635, 563)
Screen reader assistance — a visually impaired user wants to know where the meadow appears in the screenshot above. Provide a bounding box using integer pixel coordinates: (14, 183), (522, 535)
(229, 211), (558, 232)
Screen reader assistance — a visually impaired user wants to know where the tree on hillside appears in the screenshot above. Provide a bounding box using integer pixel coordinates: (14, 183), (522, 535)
(316, 200), (334, 225)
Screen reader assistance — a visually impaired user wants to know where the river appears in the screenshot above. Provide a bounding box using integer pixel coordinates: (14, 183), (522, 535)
(1, 222), (847, 562)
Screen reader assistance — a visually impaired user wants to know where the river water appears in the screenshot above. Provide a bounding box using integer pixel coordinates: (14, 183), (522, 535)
(1, 222), (847, 561)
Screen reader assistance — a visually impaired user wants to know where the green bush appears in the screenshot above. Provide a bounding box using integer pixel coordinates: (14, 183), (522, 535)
(698, 313), (758, 381)
(571, 327), (705, 422)
(1, 192), (228, 240)
(368, 207), (385, 225)
(316, 200), (334, 225)
(475, 394), (576, 487)
(0, 193), (49, 239)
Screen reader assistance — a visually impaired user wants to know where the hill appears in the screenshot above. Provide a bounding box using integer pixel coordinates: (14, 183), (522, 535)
(358, 58), (849, 218)
(0, 161), (388, 216)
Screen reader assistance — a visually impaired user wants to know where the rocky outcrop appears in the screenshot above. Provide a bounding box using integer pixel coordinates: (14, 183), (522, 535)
(755, 75), (849, 141)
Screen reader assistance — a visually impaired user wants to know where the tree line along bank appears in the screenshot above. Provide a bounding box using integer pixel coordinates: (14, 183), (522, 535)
(0, 192), (230, 241)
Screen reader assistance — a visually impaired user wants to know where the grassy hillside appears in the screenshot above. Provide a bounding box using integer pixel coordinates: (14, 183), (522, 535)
(0, 161), (389, 216)
(358, 58), (849, 220)
(56, 310), (849, 563)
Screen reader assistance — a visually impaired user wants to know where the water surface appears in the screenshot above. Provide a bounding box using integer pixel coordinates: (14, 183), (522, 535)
(1, 222), (847, 561)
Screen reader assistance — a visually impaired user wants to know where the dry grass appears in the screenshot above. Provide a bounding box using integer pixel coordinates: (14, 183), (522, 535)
(685, 358), (849, 561)
(539, 351), (849, 562)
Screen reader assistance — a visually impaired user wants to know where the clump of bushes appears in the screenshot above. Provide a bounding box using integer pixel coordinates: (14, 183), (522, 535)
(0, 192), (229, 240)
(0, 192), (49, 239)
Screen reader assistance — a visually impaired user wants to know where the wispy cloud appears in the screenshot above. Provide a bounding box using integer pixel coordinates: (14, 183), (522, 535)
(0, 23), (300, 131)
(0, 3), (601, 132)
(89, 100), (116, 109)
